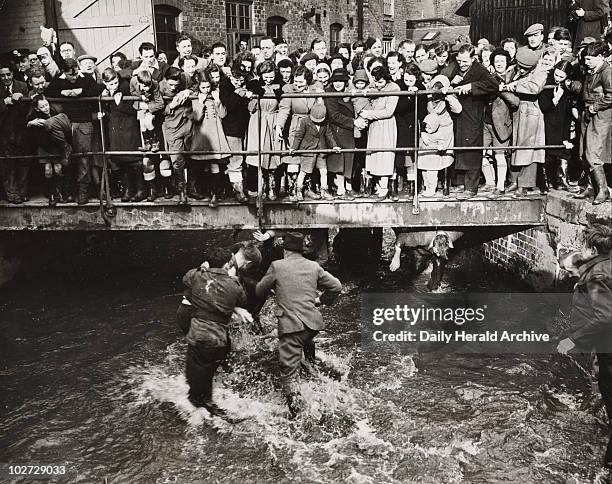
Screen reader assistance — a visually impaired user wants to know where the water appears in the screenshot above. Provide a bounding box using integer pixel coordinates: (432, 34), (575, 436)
(1, 232), (610, 483)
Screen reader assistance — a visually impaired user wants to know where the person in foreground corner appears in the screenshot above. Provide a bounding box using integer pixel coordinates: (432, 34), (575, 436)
(557, 223), (612, 467)
(255, 232), (342, 418)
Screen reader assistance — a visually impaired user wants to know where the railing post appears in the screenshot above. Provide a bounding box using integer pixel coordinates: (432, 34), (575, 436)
(256, 95), (264, 226)
(412, 90), (420, 215)
(97, 96), (115, 224)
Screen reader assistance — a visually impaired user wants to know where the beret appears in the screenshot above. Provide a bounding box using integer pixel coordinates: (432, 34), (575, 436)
(418, 59), (439, 75)
(515, 48), (540, 69)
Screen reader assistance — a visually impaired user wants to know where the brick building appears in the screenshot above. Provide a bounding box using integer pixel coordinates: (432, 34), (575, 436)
(0, 0), (468, 65)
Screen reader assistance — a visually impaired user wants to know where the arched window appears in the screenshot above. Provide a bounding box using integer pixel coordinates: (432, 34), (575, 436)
(154, 4), (181, 61)
(266, 16), (287, 39)
(330, 23), (343, 51)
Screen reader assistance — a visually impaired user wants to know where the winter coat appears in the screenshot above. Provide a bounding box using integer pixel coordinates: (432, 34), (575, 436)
(568, 252), (612, 353)
(275, 83), (322, 165)
(510, 65), (548, 167)
(419, 126), (454, 171)
(362, 81), (400, 176)
(46, 74), (102, 123)
(538, 76), (573, 157)
(488, 70), (519, 143)
(244, 81), (283, 169)
(101, 78), (142, 164)
(324, 86), (355, 175)
(159, 80), (193, 140)
(190, 93), (231, 161)
(580, 60), (612, 165)
(574, 0), (610, 49)
(255, 251), (342, 336)
(292, 116), (338, 152)
(219, 77), (250, 138)
(394, 80), (427, 150)
(445, 61), (500, 171)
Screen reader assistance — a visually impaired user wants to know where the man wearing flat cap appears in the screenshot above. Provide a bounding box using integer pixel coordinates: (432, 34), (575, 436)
(77, 54), (99, 82)
(256, 231), (342, 417)
(519, 23), (547, 56)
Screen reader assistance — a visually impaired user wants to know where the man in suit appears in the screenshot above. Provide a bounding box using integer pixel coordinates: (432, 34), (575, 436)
(256, 232), (342, 417)
(0, 63), (30, 203)
(122, 42), (169, 82)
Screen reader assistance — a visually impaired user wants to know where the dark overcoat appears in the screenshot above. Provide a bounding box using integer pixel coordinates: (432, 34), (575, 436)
(103, 78), (141, 164)
(574, 0), (610, 48)
(324, 86), (355, 175)
(538, 74), (573, 158)
(445, 61), (499, 170)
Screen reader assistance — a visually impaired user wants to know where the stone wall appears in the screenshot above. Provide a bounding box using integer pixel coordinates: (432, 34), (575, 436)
(481, 192), (612, 291)
(0, 0), (47, 53)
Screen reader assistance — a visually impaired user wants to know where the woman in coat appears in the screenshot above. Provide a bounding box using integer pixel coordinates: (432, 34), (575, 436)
(538, 60), (574, 191)
(505, 50), (550, 196)
(324, 68), (355, 199)
(100, 67), (145, 202)
(359, 65), (400, 199)
(245, 60), (283, 200)
(395, 63), (427, 197)
(274, 65), (322, 198)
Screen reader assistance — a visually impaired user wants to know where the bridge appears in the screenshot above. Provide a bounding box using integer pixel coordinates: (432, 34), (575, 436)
(0, 194), (545, 230)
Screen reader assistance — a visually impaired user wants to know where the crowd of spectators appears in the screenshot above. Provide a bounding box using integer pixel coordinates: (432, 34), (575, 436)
(0, 18), (610, 207)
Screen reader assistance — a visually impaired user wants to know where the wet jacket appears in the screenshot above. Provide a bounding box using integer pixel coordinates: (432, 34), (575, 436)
(182, 267), (247, 347)
(255, 251), (342, 336)
(569, 252), (612, 352)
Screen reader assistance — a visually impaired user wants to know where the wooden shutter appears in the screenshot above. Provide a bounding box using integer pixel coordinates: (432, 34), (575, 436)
(55, 0), (154, 66)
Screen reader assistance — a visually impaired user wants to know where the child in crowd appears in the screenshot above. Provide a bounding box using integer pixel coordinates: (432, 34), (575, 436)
(190, 70), (231, 208)
(26, 94), (73, 206)
(290, 103), (341, 201)
(131, 69), (164, 153)
(419, 113), (453, 197)
(351, 68), (370, 139)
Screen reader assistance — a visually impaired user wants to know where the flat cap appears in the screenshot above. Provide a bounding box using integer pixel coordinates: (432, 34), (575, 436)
(77, 54), (98, 63)
(418, 59), (439, 75)
(579, 36), (597, 48)
(515, 48), (540, 69)
(524, 23), (544, 37)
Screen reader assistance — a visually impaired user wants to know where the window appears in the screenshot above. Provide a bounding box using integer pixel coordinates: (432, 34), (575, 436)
(266, 16), (286, 39)
(226, 1), (251, 32)
(383, 0), (394, 16)
(382, 37), (394, 55)
(154, 4), (181, 61)
(330, 23), (343, 50)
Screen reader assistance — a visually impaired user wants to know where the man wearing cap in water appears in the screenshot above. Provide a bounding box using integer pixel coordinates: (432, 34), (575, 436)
(255, 232), (342, 417)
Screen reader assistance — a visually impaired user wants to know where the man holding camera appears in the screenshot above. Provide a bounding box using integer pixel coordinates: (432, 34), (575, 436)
(571, 0), (610, 50)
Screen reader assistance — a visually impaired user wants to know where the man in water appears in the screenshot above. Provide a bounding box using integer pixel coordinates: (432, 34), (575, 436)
(557, 223), (612, 466)
(389, 230), (463, 291)
(181, 247), (258, 418)
(256, 232), (342, 417)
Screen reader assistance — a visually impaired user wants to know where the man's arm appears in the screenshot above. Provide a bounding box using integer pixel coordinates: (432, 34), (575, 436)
(255, 263), (277, 299)
(568, 278), (612, 347)
(317, 267), (342, 305)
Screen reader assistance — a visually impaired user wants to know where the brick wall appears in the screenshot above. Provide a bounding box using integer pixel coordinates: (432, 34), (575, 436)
(0, 0), (47, 55)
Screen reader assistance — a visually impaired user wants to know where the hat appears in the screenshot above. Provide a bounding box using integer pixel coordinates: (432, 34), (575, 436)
(274, 37), (288, 46)
(515, 48), (540, 69)
(78, 54), (97, 63)
(283, 232), (304, 252)
(309, 103), (327, 123)
(277, 58), (294, 69)
(62, 57), (78, 71)
(524, 23), (544, 37)
(300, 52), (319, 65)
(418, 59), (438, 75)
(353, 68), (369, 84)
(11, 49), (25, 61)
(365, 36), (379, 50)
(329, 68), (350, 83)
(423, 113), (440, 132)
(315, 62), (331, 74)
(579, 36), (597, 48)
(430, 74), (450, 89)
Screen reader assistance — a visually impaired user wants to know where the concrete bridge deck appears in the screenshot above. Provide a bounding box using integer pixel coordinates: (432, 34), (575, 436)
(0, 194), (546, 230)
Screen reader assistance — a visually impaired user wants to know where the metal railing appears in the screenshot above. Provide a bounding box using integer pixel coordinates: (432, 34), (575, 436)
(0, 86), (568, 225)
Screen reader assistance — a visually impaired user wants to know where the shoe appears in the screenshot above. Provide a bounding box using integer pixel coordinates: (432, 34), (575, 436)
(320, 188), (334, 200)
(231, 182), (247, 203)
(77, 182), (89, 205)
(162, 177), (174, 199)
(506, 182), (518, 193)
(457, 190), (477, 199)
(492, 188), (505, 196)
(295, 187), (304, 201)
(187, 177), (205, 200)
(209, 194), (219, 208)
(592, 166), (610, 205)
(339, 190), (355, 201)
(146, 181), (157, 202)
(481, 184), (495, 192)
(513, 187), (527, 197)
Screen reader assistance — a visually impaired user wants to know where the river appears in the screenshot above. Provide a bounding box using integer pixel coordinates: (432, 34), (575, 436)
(0, 231), (610, 483)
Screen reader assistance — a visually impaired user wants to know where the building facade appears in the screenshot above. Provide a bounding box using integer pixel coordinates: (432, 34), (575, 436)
(0, 0), (467, 64)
